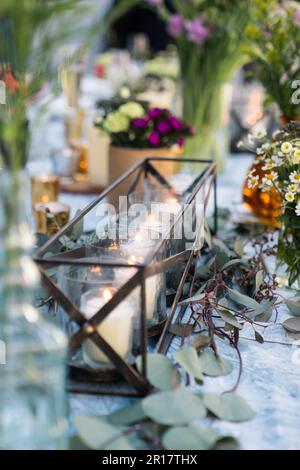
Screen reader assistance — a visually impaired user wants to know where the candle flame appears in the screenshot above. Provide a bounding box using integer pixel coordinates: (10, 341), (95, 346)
(134, 232), (144, 242)
(129, 255), (137, 265)
(103, 289), (113, 302)
(42, 194), (49, 203)
(90, 266), (101, 274)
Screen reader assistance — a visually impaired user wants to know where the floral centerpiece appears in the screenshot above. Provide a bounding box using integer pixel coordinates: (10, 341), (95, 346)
(244, 122), (300, 287)
(140, 0), (250, 164)
(95, 100), (194, 187)
(245, 0), (300, 122)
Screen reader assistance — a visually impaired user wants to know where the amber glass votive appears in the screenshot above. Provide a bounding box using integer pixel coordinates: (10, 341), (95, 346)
(31, 174), (60, 206)
(34, 201), (70, 236)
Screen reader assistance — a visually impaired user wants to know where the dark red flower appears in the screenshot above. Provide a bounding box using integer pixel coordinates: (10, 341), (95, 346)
(148, 108), (162, 119)
(156, 120), (171, 134)
(148, 131), (161, 146)
(132, 118), (149, 129)
(168, 115), (182, 131)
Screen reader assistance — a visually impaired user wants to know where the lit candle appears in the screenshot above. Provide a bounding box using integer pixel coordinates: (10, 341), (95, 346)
(120, 232), (163, 321)
(31, 174), (60, 206)
(80, 287), (135, 367)
(34, 201), (70, 236)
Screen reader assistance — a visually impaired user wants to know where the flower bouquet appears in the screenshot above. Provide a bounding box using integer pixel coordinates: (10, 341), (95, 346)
(244, 122), (300, 287)
(95, 100), (194, 188)
(143, 0), (250, 164)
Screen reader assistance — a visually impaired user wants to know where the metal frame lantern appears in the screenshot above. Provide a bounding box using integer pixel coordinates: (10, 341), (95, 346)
(34, 157), (217, 397)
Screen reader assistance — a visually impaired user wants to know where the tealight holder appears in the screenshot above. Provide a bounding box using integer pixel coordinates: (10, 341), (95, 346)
(34, 157), (217, 397)
(31, 174), (60, 206)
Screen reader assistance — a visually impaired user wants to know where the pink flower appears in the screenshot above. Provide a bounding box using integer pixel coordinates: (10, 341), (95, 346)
(167, 14), (184, 37)
(185, 17), (210, 44)
(156, 120), (171, 134)
(148, 108), (162, 119)
(168, 115), (182, 131)
(132, 118), (149, 129)
(177, 136), (185, 148)
(148, 131), (161, 146)
(295, 10), (300, 26)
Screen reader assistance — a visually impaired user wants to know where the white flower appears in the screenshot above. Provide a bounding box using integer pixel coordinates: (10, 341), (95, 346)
(247, 175), (259, 188)
(281, 141), (293, 154)
(118, 101), (145, 119)
(285, 192), (295, 202)
(288, 184), (299, 193)
(103, 111), (130, 133)
(262, 158), (278, 171)
(290, 171), (300, 184)
(255, 129), (267, 139)
(262, 171), (278, 186)
(256, 146), (264, 155)
(119, 86), (131, 99)
(292, 149), (300, 165)
(296, 202), (300, 217)
(262, 143), (271, 151)
(272, 129), (281, 139)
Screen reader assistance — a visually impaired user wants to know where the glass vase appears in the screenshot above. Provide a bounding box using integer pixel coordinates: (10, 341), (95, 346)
(174, 80), (231, 171)
(243, 161), (282, 227)
(0, 170), (68, 450)
(276, 224), (300, 291)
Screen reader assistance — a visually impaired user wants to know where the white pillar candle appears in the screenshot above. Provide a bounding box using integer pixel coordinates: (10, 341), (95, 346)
(87, 125), (110, 187)
(80, 287), (135, 368)
(120, 234), (162, 321)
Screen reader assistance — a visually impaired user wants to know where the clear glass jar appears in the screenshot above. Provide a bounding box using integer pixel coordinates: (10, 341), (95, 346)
(0, 170), (68, 450)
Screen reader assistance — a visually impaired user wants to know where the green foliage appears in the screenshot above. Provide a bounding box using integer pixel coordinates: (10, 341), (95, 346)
(244, 0), (300, 118)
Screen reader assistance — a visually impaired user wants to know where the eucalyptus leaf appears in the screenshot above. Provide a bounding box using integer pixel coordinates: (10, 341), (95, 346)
(228, 288), (261, 311)
(73, 416), (122, 450)
(254, 330), (264, 344)
(198, 351), (233, 377)
(234, 239), (244, 257)
(255, 270), (264, 295)
(162, 425), (220, 451)
(285, 296), (300, 317)
(173, 347), (203, 382)
(219, 309), (242, 330)
(108, 402), (146, 426)
(178, 293), (205, 306)
(255, 300), (273, 322)
(213, 436), (240, 450)
(282, 317), (300, 333)
(142, 389), (206, 425)
(136, 354), (180, 390)
(222, 258), (248, 271)
(169, 324), (194, 337)
(203, 393), (255, 422)
(193, 335), (211, 350)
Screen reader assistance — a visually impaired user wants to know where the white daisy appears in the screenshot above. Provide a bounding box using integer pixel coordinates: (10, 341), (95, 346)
(296, 202), (300, 217)
(292, 149), (300, 165)
(290, 171), (300, 184)
(247, 175), (259, 189)
(285, 192), (295, 202)
(262, 171), (278, 186)
(281, 142), (293, 154)
(288, 184), (299, 193)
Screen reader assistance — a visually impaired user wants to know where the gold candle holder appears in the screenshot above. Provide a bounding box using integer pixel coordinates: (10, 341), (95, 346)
(71, 140), (88, 181)
(34, 202), (70, 236)
(31, 174), (60, 206)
